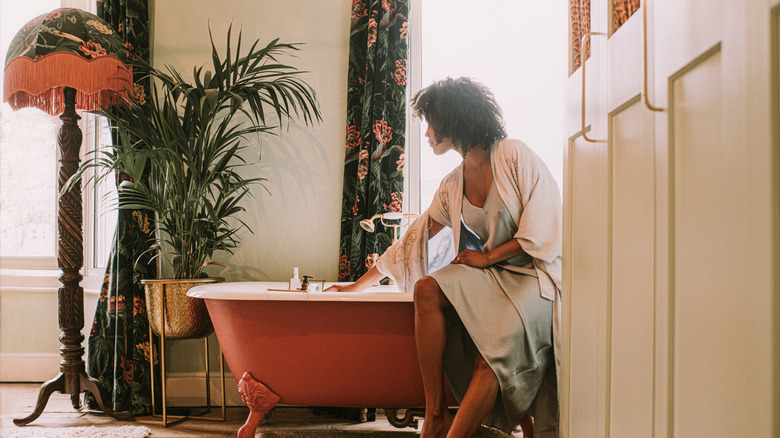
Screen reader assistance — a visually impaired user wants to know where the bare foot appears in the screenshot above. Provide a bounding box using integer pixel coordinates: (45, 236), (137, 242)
(420, 409), (455, 438)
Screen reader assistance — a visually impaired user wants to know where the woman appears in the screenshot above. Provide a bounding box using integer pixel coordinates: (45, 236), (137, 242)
(329, 77), (561, 438)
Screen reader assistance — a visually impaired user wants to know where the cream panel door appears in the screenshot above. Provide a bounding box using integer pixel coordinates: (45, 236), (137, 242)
(668, 47), (737, 438)
(563, 0), (611, 435)
(563, 2), (610, 437)
(604, 6), (658, 438)
(565, 134), (609, 438)
(608, 97), (655, 438)
(565, 0), (776, 437)
(654, 1), (776, 436)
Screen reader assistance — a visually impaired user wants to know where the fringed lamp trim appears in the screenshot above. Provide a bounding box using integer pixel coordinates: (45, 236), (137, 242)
(3, 51), (132, 115)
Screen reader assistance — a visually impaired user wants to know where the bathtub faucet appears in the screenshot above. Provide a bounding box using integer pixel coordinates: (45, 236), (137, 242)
(360, 212), (419, 244)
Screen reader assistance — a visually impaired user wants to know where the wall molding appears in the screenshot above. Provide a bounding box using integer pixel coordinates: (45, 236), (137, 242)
(0, 353), (60, 382)
(0, 354), (244, 407)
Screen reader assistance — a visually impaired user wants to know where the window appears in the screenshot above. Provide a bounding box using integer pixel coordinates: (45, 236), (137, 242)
(83, 116), (118, 273)
(0, 1), (61, 268)
(0, 1), (115, 282)
(406, 0), (567, 214)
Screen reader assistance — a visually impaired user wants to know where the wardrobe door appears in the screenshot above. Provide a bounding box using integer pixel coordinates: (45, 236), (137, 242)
(564, 1), (778, 437)
(652, 0), (776, 436)
(563, 1), (610, 437)
(603, 3), (657, 438)
(564, 134), (609, 438)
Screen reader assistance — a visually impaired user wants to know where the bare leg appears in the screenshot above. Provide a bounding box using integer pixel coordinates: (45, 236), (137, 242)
(414, 276), (454, 438)
(447, 353), (499, 438)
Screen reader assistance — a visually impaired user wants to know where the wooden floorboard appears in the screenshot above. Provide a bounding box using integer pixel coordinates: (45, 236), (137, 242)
(1, 383), (520, 437)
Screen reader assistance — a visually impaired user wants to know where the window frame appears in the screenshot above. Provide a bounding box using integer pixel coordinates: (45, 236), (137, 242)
(404, 0), (424, 216)
(81, 113), (117, 277)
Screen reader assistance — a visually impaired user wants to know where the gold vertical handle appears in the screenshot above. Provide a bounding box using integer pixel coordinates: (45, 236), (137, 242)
(643, 3), (664, 112)
(581, 31), (605, 143)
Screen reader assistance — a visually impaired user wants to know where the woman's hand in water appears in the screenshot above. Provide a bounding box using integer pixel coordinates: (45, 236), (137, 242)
(451, 249), (491, 268)
(325, 265), (385, 292)
(325, 283), (358, 292)
(324, 265), (386, 293)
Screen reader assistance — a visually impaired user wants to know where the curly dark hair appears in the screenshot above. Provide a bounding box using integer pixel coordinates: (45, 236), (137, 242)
(411, 77), (506, 155)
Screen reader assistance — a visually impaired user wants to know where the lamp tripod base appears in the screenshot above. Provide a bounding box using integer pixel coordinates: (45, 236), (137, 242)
(13, 370), (134, 426)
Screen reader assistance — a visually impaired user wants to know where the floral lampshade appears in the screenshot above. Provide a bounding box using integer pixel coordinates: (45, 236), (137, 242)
(3, 8), (133, 116)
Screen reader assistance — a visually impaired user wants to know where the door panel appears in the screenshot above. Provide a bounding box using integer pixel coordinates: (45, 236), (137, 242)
(608, 98), (655, 438)
(567, 134), (608, 438)
(668, 48), (732, 437)
(606, 6), (657, 438)
(667, 21), (775, 433)
(658, 0), (776, 435)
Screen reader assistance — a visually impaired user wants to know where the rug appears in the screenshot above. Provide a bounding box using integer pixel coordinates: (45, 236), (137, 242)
(1, 419), (150, 438)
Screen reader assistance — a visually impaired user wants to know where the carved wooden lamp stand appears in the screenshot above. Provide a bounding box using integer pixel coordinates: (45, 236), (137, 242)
(3, 8), (135, 425)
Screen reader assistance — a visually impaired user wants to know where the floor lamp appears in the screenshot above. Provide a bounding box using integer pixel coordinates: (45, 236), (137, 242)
(3, 8), (135, 425)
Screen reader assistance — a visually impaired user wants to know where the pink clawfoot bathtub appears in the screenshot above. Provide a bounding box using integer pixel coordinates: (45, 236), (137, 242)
(187, 282), (456, 438)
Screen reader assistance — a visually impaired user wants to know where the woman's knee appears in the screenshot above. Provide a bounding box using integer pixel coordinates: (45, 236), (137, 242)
(413, 276), (447, 311)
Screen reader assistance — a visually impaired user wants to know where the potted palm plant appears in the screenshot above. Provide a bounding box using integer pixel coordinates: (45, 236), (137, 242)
(69, 26), (321, 338)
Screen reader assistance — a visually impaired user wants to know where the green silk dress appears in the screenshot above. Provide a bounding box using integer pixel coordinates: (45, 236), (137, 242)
(428, 181), (557, 435)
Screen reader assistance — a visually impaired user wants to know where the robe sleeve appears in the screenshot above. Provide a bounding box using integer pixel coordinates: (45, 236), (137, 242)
(375, 211), (429, 292)
(495, 139), (563, 390)
(375, 169), (460, 291)
(497, 140), (562, 264)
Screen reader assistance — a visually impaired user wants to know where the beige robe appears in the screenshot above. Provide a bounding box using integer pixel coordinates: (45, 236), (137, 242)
(376, 138), (563, 379)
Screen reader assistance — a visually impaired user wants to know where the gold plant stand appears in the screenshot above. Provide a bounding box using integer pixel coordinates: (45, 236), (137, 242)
(143, 278), (227, 427)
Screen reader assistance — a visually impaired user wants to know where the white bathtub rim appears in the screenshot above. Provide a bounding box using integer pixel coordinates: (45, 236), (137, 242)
(186, 281), (412, 302)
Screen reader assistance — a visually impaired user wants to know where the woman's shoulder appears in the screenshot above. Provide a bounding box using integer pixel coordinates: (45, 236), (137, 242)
(495, 138), (547, 164)
(496, 138), (532, 155)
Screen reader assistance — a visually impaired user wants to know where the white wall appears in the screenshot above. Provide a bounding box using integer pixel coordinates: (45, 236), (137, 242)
(151, 0), (352, 285)
(150, 0), (351, 376)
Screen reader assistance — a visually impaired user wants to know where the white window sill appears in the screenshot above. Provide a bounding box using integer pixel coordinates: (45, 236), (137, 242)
(0, 268), (104, 296)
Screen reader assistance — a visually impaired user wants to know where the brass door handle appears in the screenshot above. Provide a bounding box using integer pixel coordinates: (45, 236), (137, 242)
(581, 31), (605, 142)
(643, 4), (664, 111)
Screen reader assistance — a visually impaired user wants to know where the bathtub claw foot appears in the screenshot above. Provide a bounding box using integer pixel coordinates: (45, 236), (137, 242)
(237, 372), (280, 438)
(384, 408), (425, 429)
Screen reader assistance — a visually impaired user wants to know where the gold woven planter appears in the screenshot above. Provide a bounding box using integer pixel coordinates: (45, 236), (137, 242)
(142, 278), (223, 339)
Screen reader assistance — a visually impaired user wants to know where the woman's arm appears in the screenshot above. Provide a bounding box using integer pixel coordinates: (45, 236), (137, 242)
(451, 238), (524, 268)
(325, 265), (386, 292)
(326, 217), (446, 292)
(426, 216), (445, 238)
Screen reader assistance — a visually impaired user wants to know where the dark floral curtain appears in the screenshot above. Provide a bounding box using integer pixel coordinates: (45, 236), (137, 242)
(338, 0), (409, 282)
(84, 0), (158, 415)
